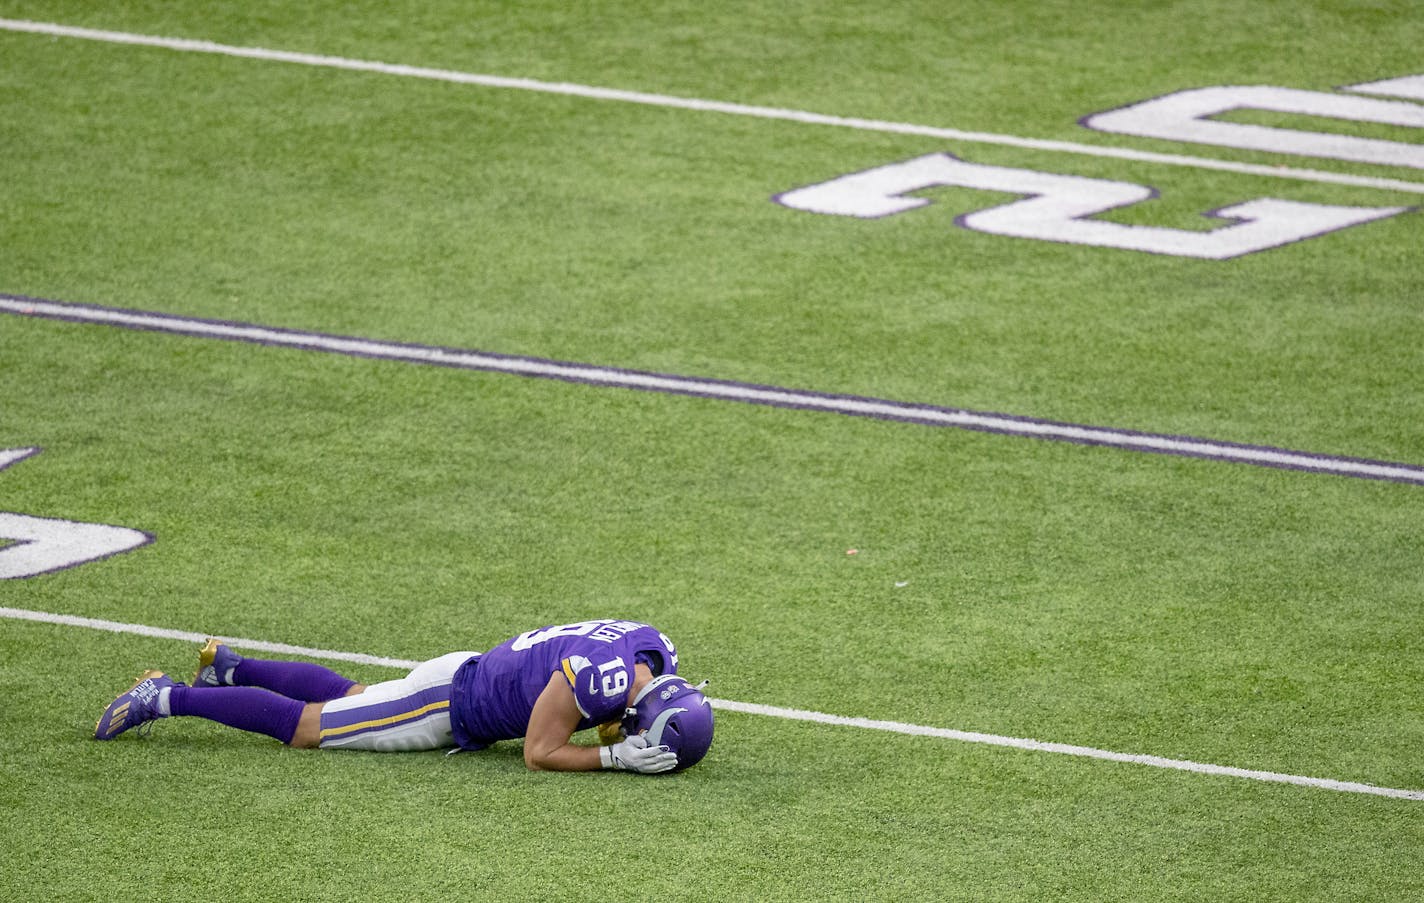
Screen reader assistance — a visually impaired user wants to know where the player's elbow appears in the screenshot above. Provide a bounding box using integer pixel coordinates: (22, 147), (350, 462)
(524, 746), (552, 771)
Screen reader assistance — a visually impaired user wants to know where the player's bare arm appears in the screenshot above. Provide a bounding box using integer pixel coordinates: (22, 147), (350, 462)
(524, 663), (677, 774)
(523, 671), (603, 771)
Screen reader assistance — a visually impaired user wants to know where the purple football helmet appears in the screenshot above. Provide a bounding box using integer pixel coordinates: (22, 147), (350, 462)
(621, 675), (714, 771)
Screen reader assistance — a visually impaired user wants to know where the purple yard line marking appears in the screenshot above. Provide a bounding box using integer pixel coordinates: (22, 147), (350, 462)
(3, 605), (1420, 801)
(6, 293), (1424, 485)
(2, 17), (1422, 196)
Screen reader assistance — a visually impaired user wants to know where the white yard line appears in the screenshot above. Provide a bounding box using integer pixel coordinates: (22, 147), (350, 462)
(2, 17), (1422, 195)
(6, 294), (1424, 485)
(4, 604), (1420, 801)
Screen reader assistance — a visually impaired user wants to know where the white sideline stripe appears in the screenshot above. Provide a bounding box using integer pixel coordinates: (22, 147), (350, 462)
(5, 605), (1420, 801)
(0, 607), (418, 670)
(712, 700), (1424, 801)
(2, 17), (1422, 196)
(6, 295), (1424, 485)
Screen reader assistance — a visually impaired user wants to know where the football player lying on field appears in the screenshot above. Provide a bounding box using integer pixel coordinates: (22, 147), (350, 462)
(95, 618), (713, 774)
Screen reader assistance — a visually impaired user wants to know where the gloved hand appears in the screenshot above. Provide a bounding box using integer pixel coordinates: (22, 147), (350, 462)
(600, 734), (677, 774)
(596, 721), (626, 746)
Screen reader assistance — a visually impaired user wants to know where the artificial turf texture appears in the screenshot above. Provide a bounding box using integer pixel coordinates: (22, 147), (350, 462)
(2, 1), (1422, 899)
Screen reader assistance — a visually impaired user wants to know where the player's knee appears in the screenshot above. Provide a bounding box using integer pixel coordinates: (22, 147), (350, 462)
(289, 702), (325, 749)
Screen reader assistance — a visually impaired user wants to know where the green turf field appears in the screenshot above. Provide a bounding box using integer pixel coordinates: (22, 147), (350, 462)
(2, 2), (1422, 899)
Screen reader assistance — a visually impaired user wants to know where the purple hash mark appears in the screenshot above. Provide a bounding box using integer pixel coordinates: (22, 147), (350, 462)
(2, 293), (1423, 486)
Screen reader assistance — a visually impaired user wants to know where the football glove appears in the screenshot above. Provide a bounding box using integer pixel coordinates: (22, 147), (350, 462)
(600, 734), (677, 774)
(596, 720), (625, 746)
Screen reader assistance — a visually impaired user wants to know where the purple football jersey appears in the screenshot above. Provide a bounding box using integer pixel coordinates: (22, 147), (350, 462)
(450, 619), (678, 750)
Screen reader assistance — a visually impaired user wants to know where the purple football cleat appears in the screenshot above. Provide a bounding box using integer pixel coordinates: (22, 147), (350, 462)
(94, 670), (177, 740)
(194, 638), (244, 687)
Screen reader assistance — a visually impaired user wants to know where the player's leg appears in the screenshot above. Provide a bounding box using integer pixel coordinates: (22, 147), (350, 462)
(96, 650), (474, 747)
(166, 684), (307, 743)
(289, 701), (325, 749)
(194, 638), (363, 702)
(302, 651), (477, 752)
(95, 670), (306, 744)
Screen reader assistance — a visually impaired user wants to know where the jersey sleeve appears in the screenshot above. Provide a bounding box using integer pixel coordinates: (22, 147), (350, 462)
(558, 650), (632, 724)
